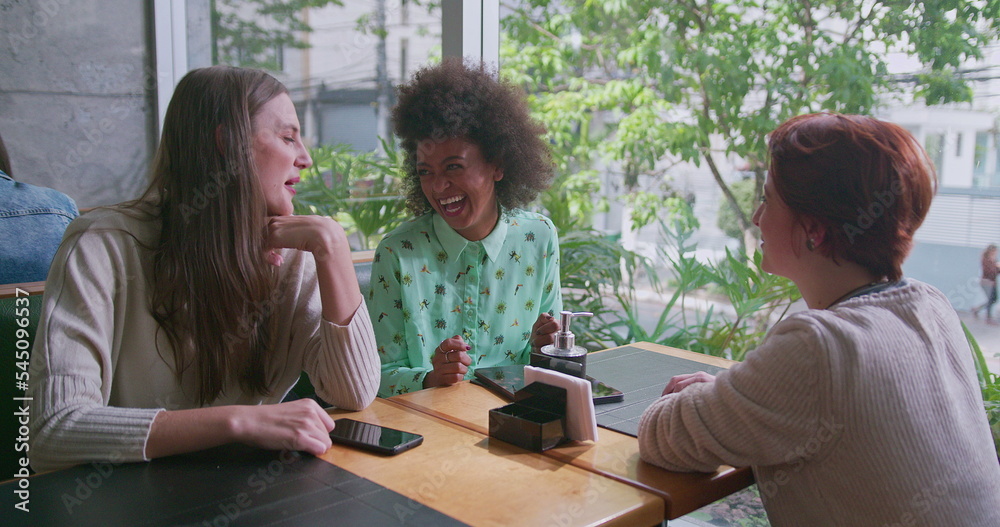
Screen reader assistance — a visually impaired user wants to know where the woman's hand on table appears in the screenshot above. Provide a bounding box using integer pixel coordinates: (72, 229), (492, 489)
(530, 313), (560, 353)
(662, 372), (716, 395)
(146, 399), (337, 460)
(231, 399), (336, 455)
(424, 335), (473, 388)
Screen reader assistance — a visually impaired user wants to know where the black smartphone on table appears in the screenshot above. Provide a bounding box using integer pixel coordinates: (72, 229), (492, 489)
(473, 365), (625, 404)
(329, 418), (424, 455)
(588, 377), (626, 404)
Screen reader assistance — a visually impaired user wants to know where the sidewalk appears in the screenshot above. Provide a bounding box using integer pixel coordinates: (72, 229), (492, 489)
(957, 310), (1000, 375)
(631, 286), (1000, 376)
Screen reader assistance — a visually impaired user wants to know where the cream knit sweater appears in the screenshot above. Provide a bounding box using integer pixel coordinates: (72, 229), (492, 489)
(28, 208), (380, 472)
(638, 280), (1000, 526)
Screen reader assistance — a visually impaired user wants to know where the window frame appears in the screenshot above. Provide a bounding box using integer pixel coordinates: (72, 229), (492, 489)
(153, 1), (500, 136)
(153, 0), (190, 135)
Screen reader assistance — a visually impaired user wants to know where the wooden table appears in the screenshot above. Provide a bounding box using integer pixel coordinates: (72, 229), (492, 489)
(0, 399), (660, 527)
(389, 342), (754, 519)
(0, 281), (44, 298)
(321, 397), (664, 526)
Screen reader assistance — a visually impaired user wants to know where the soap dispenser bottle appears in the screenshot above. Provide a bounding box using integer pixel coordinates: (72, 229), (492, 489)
(535, 311), (593, 378)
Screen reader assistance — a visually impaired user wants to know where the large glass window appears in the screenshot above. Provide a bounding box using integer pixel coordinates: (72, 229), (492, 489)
(150, 3), (1000, 523)
(168, 10), (1000, 324)
(175, 1), (447, 250)
(974, 131), (1000, 189)
(926, 132), (947, 181)
(204, 1), (442, 151)
(494, 0), (1000, 391)
(175, 1), (1000, 351)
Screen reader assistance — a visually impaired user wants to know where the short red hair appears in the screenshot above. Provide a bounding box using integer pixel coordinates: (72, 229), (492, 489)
(767, 113), (937, 281)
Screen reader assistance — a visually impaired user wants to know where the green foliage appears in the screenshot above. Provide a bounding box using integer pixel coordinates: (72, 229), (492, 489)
(292, 139), (407, 250)
(627, 190), (679, 232)
(717, 177), (759, 245)
(697, 485), (769, 527)
(556, 228), (648, 348)
(502, 0), (1000, 242)
(964, 323), (1000, 458)
(706, 250), (801, 360)
(559, 199), (800, 360)
(539, 169), (607, 233)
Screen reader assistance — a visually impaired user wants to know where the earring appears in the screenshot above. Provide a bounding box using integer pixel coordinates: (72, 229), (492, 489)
(806, 239), (816, 251)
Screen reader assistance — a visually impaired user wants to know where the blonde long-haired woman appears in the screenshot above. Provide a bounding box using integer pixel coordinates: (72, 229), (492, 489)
(29, 66), (379, 472)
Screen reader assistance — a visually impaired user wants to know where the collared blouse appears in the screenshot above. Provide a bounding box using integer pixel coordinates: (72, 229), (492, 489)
(369, 209), (562, 396)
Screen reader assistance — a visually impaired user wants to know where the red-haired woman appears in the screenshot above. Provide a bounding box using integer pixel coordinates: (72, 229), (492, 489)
(639, 113), (1000, 526)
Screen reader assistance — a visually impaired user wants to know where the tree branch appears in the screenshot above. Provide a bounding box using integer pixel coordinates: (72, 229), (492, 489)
(499, 1), (602, 51)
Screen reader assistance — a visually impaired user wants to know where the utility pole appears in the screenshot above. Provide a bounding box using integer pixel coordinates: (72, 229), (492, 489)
(374, 0), (390, 154)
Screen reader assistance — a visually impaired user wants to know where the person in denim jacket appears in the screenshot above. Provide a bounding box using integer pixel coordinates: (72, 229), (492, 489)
(0, 132), (78, 284)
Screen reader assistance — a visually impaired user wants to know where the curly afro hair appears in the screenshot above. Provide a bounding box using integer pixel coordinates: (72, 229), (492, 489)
(392, 58), (554, 216)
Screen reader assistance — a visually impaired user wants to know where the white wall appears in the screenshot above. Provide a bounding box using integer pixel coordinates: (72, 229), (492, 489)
(880, 107), (996, 188)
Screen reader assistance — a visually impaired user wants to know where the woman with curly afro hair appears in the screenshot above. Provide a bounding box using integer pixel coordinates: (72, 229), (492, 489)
(368, 58), (563, 396)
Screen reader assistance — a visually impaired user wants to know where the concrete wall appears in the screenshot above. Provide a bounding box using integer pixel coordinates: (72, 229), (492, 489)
(186, 0), (213, 69)
(0, 0), (156, 208)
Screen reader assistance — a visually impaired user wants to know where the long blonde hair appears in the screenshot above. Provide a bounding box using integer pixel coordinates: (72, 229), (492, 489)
(138, 66), (285, 404)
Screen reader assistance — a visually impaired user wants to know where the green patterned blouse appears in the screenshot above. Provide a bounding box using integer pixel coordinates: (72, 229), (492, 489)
(368, 209), (562, 397)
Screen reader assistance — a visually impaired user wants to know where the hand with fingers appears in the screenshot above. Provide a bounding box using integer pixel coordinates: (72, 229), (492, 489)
(662, 372), (716, 395)
(231, 398), (337, 456)
(530, 312), (561, 353)
(264, 215), (350, 266)
(423, 335), (473, 388)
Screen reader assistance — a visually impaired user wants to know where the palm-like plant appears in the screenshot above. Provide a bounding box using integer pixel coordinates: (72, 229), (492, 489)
(965, 324), (1000, 459)
(560, 199), (800, 360)
(293, 139), (408, 250)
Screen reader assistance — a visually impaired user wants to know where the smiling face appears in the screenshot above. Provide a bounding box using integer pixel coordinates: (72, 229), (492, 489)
(752, 177), (804, 279)
(417, 137), (502, 241)
(251, 93), (312, 216)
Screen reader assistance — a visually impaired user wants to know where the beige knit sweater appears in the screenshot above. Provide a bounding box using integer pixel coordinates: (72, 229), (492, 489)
(638, 280), (1000, 526)
(28, 208), (380, 472)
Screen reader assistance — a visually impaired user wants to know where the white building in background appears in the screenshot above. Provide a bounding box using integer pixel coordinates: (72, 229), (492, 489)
(272, 1), (440, 151)
(887, 106), (1000, 244)
(874, 44), (1000, 307)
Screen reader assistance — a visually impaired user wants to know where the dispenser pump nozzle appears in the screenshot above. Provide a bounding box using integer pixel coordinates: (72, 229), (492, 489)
(554, 310), (593, 351)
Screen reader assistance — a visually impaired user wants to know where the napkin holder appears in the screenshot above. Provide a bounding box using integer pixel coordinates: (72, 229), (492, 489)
(488, 382), (567, 452)
(529, 351), (586, 378)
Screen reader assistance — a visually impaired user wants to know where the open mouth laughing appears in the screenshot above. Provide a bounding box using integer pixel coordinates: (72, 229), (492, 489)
(438, 194), (466, 216)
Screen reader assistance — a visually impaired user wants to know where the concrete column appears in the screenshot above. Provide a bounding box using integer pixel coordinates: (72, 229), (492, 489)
(441, 0), (499, 67)
(0, 0), (157, 208)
